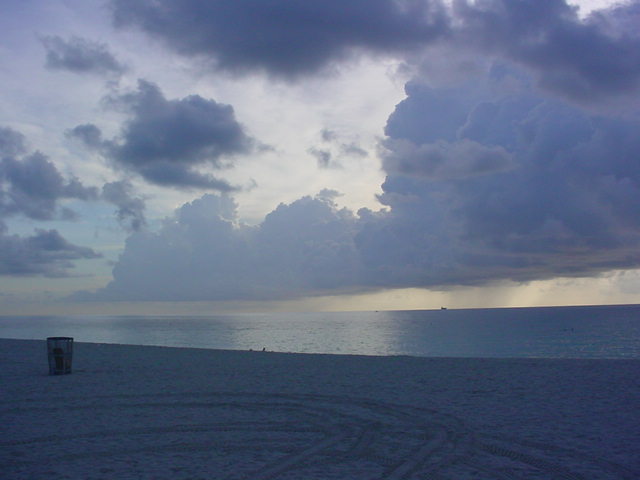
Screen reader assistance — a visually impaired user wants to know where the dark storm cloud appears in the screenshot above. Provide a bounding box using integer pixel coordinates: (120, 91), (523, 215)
(453, 0), (640, 101)
(0, 224), (101, 277)
(102, 180), (146, 232)
(0, 152), (98, 220)
(373, 63), (640, 285)
(110, 0), (640, 102)
(588, 0), (640, 37)
(109, 0), (450, 77)
(81, 80), (254, 190)
(41, 35), (127, 76)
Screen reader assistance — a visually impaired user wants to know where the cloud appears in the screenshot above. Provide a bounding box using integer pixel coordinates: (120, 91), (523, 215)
(46, 2), (640, 301)
(109, 0), (450, 77)
(381, 138), (514, 180)
(452, 0), (640, 101)
(67, 123), (104, 149)
(101, 180), (146, 232)
(373, 61), (640, 285)
(41, 35), (127, 76)
(81, 57), (640, 301)
(82, 189), (455, 301)
(0, 225), (101, 277)
(71, 80), (255, 190)
(308, 147), (334, 169)
(0, 127), (101, 277)
(340, 143), (368, 158)
(0, 150), (98, 221)
(254, 192), (359, 293)
(587, 0), (640, 38)
(385, 79), (486, 143)
(108, 0), (640, 102)
(3, 128), (146, 233)
(0, 127), (27, 157)
(321, 129), (338, 142)
(308, 129), (369, 169)
(82, 192), (360, 301)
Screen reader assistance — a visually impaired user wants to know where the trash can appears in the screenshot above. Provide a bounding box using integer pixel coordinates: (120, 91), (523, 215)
(47, 337), (73, 375)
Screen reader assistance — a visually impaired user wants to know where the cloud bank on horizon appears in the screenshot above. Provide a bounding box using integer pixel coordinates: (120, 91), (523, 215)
(2, 0), (640, 305)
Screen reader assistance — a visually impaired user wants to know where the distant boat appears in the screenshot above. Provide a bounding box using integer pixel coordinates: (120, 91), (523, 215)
(440, 306), (447, 310)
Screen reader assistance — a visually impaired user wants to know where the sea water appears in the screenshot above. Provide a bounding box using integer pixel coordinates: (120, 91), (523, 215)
(1, 304), (639, 358)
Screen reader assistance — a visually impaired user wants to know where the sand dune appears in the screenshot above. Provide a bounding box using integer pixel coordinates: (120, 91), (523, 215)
(2, 338), (639, 479)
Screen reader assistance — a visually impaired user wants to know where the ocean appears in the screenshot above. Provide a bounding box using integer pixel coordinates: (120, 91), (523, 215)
(1, 304), (639, 359)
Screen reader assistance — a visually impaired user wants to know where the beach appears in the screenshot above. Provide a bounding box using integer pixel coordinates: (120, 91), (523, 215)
(2, 338), (639, 479)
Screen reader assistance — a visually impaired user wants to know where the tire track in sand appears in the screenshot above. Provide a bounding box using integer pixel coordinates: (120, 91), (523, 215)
(2, 391), (632, 480)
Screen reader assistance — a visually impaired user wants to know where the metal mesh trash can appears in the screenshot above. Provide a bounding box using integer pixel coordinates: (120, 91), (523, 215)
(47, 337), (73, 375)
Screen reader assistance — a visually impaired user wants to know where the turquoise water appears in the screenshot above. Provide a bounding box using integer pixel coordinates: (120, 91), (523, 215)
(1, 304), (639, 358)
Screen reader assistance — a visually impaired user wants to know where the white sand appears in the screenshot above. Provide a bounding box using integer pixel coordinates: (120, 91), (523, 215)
(1, 338), (639, 479)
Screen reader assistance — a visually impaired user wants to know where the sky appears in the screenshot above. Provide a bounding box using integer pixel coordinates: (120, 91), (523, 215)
(1, 0), (640, 315)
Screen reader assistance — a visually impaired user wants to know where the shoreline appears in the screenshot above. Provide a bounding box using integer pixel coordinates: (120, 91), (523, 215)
(4, 336), (640, 361)
(3, 338), (639, 479)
